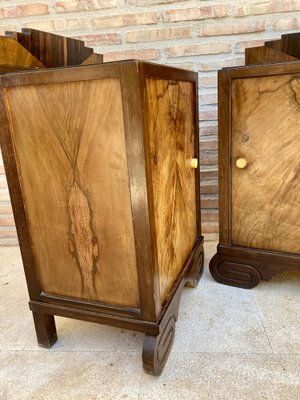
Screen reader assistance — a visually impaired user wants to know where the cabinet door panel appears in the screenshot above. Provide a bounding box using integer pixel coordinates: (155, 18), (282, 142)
(231, 74), (300, 254)
(145, 78), (197, 303)
(5, 78), (139, 307)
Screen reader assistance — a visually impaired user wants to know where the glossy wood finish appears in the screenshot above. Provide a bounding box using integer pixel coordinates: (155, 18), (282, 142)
(231, 75), (300, 254)
(245, 45), (297, 65)
(210, 61), (300, 289)
(5, 78), (139, 307)
(5, 29), (99, 67)
(0, 36), (45, 69)
(145, 78), (197, 302)
(0, 61), (203, 375)
(246, 32), (300, 66)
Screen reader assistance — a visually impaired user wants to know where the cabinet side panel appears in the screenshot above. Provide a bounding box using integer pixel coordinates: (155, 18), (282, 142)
(145, 78), (197, 303)
(5, 78), (139, 307)
(231, 74), (300, 254)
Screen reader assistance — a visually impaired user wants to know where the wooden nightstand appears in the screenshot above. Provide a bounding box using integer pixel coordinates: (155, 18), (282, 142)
(0, 60), (203, 375)
(210, 56), (300, 289)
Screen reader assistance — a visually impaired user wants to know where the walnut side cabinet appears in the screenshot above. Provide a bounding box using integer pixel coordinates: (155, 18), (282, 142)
(0, 61), (204, 375)
(210, 59), (300, 289)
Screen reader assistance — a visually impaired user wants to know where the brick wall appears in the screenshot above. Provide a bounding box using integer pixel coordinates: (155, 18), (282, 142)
(0, 0), (300, 245)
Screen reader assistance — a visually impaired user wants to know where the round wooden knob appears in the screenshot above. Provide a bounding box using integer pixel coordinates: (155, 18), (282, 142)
(191, 158), (198, 169)
(236, 158), (247, 169)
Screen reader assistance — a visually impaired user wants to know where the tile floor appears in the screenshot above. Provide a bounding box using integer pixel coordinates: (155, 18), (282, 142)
(0, 242), (299, 400)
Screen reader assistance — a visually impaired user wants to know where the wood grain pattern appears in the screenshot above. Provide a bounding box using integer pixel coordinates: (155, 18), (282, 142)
(5, 78), (139, 307)
(145, 78), (197, 302)
(231, 74), (300, 254)
(245, 45), (297, 66)
(0, 37), (45, 69)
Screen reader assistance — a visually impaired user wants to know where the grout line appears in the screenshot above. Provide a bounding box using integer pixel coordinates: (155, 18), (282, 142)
(250, 290), (274, 354)
(1, 349), (299, 356)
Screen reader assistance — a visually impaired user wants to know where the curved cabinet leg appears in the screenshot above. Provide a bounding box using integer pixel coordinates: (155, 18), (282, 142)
(32, 311), (57, 348)
(185, 242), (204, 288)
(142, 314), (176, 376)
(209, 253), (261, 289)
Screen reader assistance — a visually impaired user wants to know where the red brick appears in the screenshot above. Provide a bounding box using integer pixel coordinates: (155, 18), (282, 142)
(0, 230), (17, 238)
(0, 205), (13, 214)
(55, 0), (117, 13)
(200, 124), (218, 136)
(202, 209), (219, 222)
(126, 0), (190, 5)
(200, 196), (219, 209)
(202, 221), (219, 234)
(273, 18), (300, 31)
(198, 57), (245, 72)
(0, 25), (18, 35)
(200, 137), (218, 149)
(201, 181), (218, 194)
(166, 43), (231, 58)
(126, 27), (191, 43)
(163, 5), (229, 22)
(200, 108), (218, 121)
(235, 39), (266, 53)
(0, 3), (48, 19)
(199, 76), (217, 88)
(75, 33), (121, 46)
(0, 192), (10, 202)
(93, 12), (157, 29)
(166, 62), (194, 71)
(200, 151), (218, 165)
(236, 0), (300, 16)
(104, 48), (160, 62)
(23, 18), (88, 32)
(0, 217), (15, 227)
(199, 93), (217, 105)
(201, 20), (265, 36)
(200, 168), (218, 181)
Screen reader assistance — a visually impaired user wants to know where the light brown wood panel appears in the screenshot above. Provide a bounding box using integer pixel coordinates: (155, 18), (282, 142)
(231, 74), (300, 254)
(0, 37), (44, 68)
(5, 78), (139, 307)
(146, 78), (197, 303)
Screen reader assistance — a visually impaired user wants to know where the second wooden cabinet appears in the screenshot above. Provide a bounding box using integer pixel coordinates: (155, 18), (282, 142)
(210, 61), (300, 288)
(0, 60), (203, 375)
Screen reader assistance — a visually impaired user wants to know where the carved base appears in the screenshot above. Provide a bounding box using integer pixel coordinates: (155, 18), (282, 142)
(209, 254), (261, 289)
(142, 239), (204, 376)
(30, 237), (204, 375)
(210, 244), (300, 289)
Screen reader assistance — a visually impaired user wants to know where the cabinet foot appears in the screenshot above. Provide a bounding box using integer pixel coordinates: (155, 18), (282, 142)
(142, 314), (176, 376)
(209, 254), (261, 289)
(32, 311), (57, 348)
(185, 243), (204, 288)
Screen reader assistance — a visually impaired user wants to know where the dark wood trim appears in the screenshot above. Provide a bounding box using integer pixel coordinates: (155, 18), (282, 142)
(0, 63), (120, 88)
(194, 78), (202, 236)
(0, 83), (42, 300)
(222, 59), (300, 78)
(142, 236), (204, 375)
(211, 61), (300, 289)
(29, 300), (160, 336)
(218, 70), (231, 244)
(210, 244), (300, 289)
(138, 61), (198, 82)
(120, 61), (161, 322)
(40, 292), (141, 319)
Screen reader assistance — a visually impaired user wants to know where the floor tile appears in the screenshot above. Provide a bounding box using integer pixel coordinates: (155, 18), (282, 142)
(252, 271), (300, 354)
(0, 350), (142, 400)
(139, 352), (300, 400)
(23, 317), (144, 352)
(174, 283), (271, 354)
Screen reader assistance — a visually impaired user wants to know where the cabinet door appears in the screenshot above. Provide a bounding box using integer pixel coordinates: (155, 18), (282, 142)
(231, 73), (300, 254)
